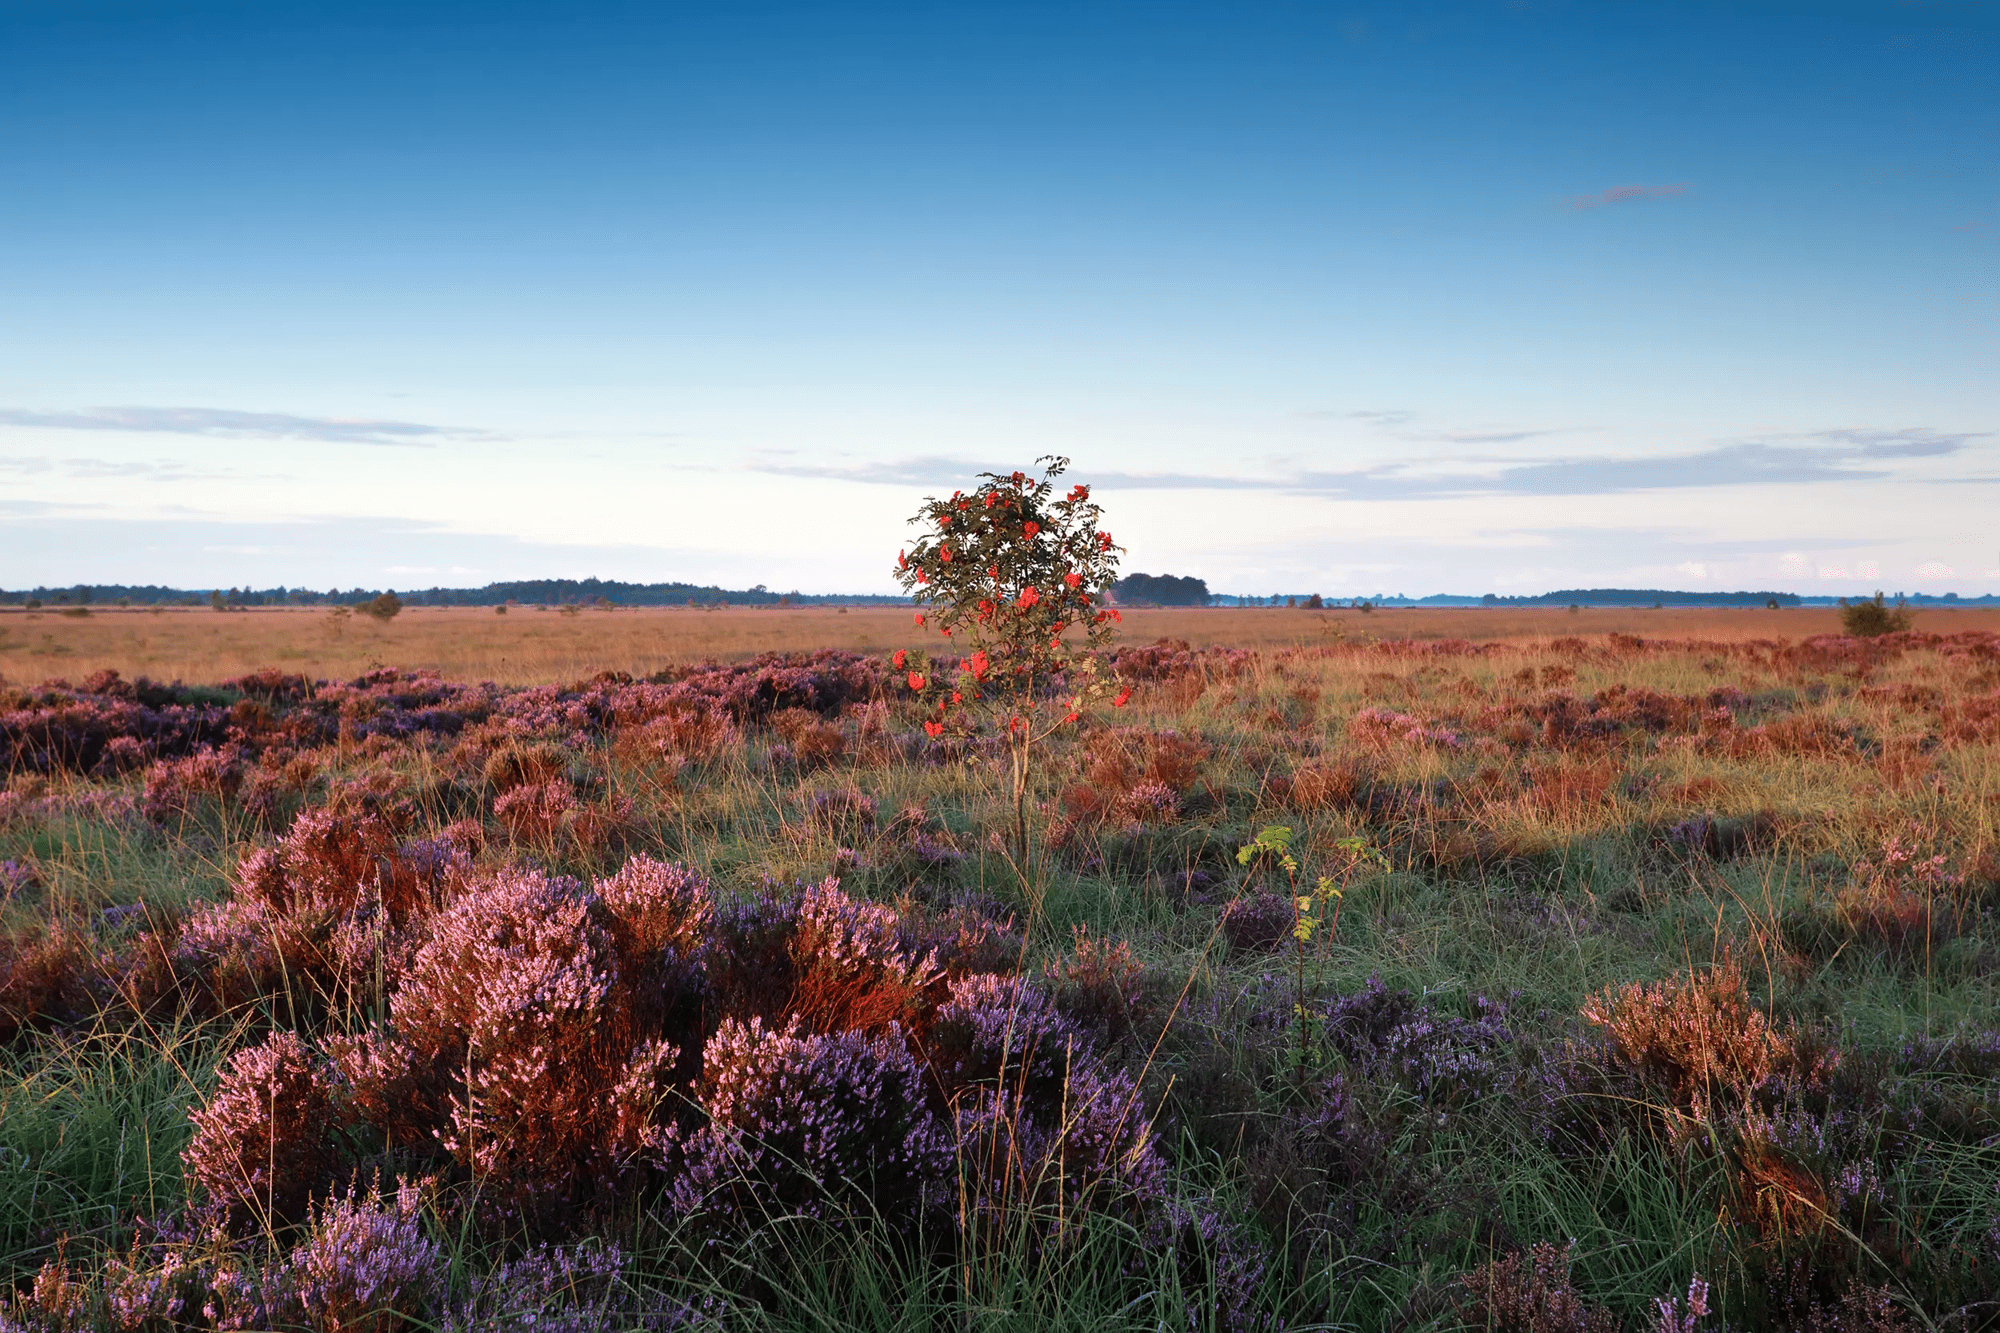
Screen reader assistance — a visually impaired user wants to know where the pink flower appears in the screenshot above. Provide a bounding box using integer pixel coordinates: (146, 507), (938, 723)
(907, 672), (926, 691)
(892, 650), (907, 669)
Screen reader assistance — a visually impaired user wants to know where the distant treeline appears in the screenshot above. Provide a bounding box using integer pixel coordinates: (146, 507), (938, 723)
(1481, 588), (1802, 608)
(0, 578), (907, 608)
(1110, 573), (1212, 606)
(6, 580), (1996, 611)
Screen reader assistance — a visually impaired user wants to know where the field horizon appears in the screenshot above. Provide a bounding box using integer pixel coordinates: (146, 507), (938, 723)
(9, 602), (2000, 688)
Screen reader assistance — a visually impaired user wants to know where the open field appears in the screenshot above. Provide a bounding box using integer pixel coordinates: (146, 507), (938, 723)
(8, 602), (1999, 687)
(3, 625), (1998, 1329)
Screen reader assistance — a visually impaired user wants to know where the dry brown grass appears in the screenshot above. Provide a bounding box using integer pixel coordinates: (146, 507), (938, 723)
(9, 603), (1997, 688)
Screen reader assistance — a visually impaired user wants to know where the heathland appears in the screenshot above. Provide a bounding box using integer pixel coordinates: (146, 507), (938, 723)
(2, 610), (1997, 1330)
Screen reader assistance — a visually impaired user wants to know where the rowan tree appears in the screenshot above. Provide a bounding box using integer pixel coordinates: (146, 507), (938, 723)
(892, 457), (1124, 866)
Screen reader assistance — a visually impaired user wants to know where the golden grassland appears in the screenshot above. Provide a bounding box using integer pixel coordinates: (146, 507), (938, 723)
(7, 601), (1996, 687)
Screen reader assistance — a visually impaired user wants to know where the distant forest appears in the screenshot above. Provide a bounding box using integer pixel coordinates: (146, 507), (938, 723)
(5, 579), (1995, 611)
(0, 578), (905, 608)
(1110, 573), (1212, 606)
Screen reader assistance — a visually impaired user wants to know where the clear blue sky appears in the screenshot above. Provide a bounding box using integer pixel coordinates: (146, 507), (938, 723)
(2, 0), (1993, 596)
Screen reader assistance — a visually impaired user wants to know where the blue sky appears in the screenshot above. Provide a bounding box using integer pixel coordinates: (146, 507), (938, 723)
(2, 0), (1993, 596)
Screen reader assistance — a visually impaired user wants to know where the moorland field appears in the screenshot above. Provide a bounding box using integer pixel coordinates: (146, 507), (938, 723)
(2, 606), (1997, 1330)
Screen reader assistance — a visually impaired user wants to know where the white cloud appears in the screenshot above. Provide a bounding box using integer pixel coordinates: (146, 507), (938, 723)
(1857, 561), (1881, 580)
(1674, 561), (1708, 579)
(0, 406), (491, 447)
(1915, 561), (1955, 578)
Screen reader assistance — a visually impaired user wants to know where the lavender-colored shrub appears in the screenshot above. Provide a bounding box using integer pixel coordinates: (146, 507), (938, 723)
(673, 1016), (950, 1229)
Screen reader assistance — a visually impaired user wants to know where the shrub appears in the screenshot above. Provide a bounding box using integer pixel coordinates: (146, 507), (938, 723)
(930, 973), (1164, 1227)
(893, 456), (1124, 862)
(1580, 956), (1793, 1121)
(0, 920), (103, 1041)
(1839, 592), (1911, 638)
(1455, 1241), (1620, 1333)
(361, 593), (404, 622)
(330, 865), (705, 1221)
(183, 1030), (348, 1228)
(283, 1179), (445, 1331)
(673, 1016), (950, 1228)
(788, 877), (941, 1036)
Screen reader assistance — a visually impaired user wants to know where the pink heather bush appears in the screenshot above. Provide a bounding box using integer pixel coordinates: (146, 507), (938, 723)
(281, 1180), (444, 1332)
(932, 974), (1164, 1225)
(1345, 707), (1465, 751)
(140, 744), (245, 824)
(169, 808), (454, 1017)
(673, 1016), (950, 1228)
(492, 779), (577, 841)
(926, 972), (1083, 1103)
(329, 861), (710, 1220)
(788, 876), (941, 1036)
(1455, 1241), (1620, 1333)
(183, 1030), (346, 1227)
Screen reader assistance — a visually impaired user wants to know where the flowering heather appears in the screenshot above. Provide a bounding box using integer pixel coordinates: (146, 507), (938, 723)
(1044, 925), (1153, 1051)
(800, 785), (877, 838)
(1316, 978), (1514, 1106)
(893, 895), (1021, 978)
(140, 745), (246, 823)
(1108, 638), (1255, 685)
(787, 876), (941, 1036)
(282, 1179), (444, 1332)
(0, 676), (234, 776)
(183, 1030), (346, 1227)
(331, 867), (685, 1216)
(1455, 1241), (1620, 1333)
(441, 1239), (722, 1333)
(1221, 891), (1293, 954)
(949, 1058), (1163, 1227)
(1581, 957), (1794, 1120)
(491, 779), (578, 840)
(931, 974), (1162, 1223)
(673, 1016), (950, 1227)
(11, 621), (2000, 1328)
(1829, 829), (1969, 956)
(926, 972), (1085, 1103)
(1138, 1199), (1274, 1333)
(1346, 706), (1465, 751)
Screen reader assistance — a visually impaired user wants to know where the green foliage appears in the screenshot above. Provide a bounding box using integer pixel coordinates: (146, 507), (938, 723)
(893, 456), (1123, 863)
(1839, 590), (1912, 637)
(361, 592), (404, 621)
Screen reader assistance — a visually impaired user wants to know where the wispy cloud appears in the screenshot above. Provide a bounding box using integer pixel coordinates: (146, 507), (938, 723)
(1772, 426), (1978, 458)
(1568, 182), (1687, 211)
(749, 455), (1019, 488)
(0, 406), (489, 446)
(1335, 409), (1565, 446)
(744, 427), (1990, 501)
(0, 453), (262, 483)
